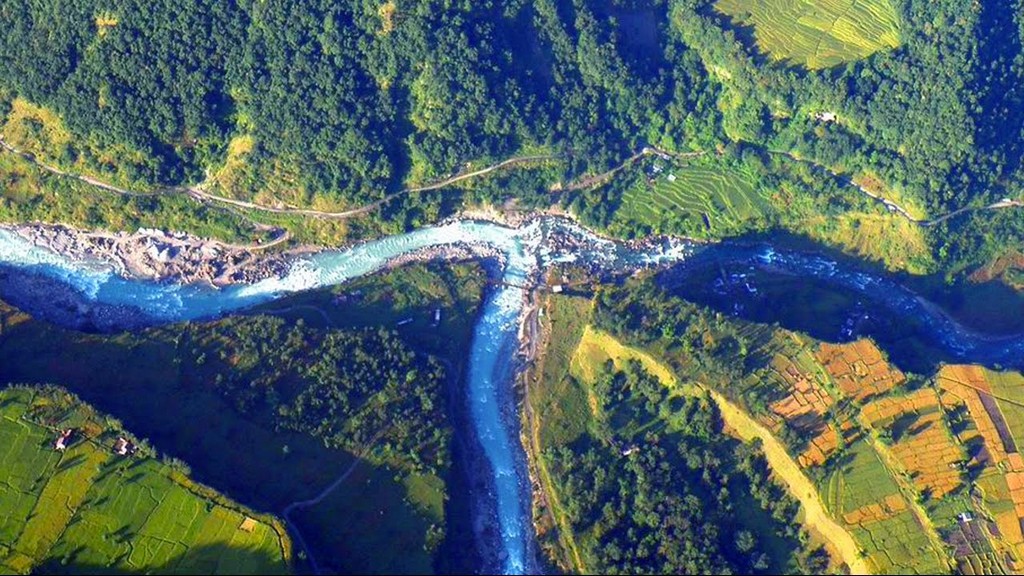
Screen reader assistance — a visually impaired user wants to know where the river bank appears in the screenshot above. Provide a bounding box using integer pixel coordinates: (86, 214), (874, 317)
(4, 214), (1024, 574)
(2, 223), (295, 287)
(1, 210), (694, 290)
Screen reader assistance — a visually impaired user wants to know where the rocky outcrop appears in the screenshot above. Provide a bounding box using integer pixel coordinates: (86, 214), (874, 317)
(5, 224), (291, 286)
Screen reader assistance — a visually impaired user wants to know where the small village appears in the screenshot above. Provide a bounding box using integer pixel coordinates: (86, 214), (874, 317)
(52, 427), (136, 457)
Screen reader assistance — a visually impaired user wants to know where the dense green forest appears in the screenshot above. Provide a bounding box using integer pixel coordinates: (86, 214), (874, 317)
(4, 0), (1022, 205)
(1, 0), (1023, 274)
(547, 361), (823, 573)
(1, 0), (708, 200)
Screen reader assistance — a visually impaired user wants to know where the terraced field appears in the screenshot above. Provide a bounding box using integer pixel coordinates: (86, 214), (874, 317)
(586, 275), (1024, 573)
(0, 387), (290, 574)
(986, 371), (1024, 449)
(715, 0), (901, 69)
(861, 389), (965, 499)
(616, 165), (769, 235)
(737, 337), (971, 572)
(817, 339), (906, 403)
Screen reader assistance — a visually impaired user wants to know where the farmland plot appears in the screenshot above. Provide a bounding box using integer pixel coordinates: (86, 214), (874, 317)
(758, 350), (844, 467)
(936, 366), (1024, 572)
(616, 165), (770, 235)
(715, 0), (901, 69)
(0, 387), (289, 575)
(817, 340), (905, 403)
(861, 389), (965, 499)
(822, 440), (947, 573)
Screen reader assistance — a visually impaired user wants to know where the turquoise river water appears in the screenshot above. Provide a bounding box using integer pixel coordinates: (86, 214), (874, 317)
(1, 217), (1023, 573)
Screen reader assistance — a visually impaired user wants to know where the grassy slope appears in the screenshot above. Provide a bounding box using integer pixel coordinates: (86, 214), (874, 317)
(571, 325), (678, 387)
(0, 386), (289, 575)
(0, 261), (487, 574)
(526, 293), (590, 572)
(715, 0), (901, 69)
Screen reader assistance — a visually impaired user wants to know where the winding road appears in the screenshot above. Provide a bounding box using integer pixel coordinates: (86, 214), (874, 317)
(2, 135), (1021, 233)
(184, 154), (556, 218)
(765, 149), (1024, 226)
(1, 136), (555, 220)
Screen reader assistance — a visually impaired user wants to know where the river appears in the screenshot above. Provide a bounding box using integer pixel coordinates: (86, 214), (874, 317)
(0, 216), (1022, 573)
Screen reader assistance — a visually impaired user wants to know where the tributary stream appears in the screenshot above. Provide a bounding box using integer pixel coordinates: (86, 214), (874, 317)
(1, 217), (1022, 573)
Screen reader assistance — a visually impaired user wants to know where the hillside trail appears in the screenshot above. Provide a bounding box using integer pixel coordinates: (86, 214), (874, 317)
(281, 431), (385, 576)
(702, 387), (874, 575)
(0, 135), (554, 219)
(765, 148), (1023, 225)
(3, 135), (1019, 229)
(185, 154), (557, 219)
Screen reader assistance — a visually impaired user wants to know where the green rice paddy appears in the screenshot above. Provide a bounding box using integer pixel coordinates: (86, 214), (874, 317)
(616, 165), (770, 235)
(715, 0), (901, 69)
(821, 440), (948, 573)
(853, 510), (947, 574)
(0, 387), (289, 575)
(823, 440), (900, 515)
(986, 369), (1024, 450)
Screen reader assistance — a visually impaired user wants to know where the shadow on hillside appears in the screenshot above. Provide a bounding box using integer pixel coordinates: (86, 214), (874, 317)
(655, 231), (1024, 375)
(0, 301), (473, 574)
(731, 229), (1024, 335)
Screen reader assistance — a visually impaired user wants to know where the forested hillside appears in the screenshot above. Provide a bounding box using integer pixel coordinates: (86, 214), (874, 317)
(3, 0), (1021, 203)
(1, 0), (711, 203)
(2, 0), (1024, 275)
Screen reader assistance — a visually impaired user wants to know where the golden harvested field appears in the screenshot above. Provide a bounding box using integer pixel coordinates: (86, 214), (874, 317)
(763, 352), (841, 467)
(817, 340), (905, 403)
(937, 367), (1015, 464)
(888, 413), (962, 497)
(861, 388), (938, 424)
(571, 325), (678, 387)
(861, 388), (964, 498)
(841, 493), (907, 525)
(715, 0), (901, 69)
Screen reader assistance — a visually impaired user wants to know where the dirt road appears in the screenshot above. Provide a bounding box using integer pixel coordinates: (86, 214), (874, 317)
(705, 388), (873, 575)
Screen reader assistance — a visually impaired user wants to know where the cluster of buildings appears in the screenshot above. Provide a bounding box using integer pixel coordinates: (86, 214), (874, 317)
(53, 428), (135, 456)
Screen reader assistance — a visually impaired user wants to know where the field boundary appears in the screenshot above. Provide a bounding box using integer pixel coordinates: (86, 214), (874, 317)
(702, 386), (873, 574)
(0, 390), (291, 574)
